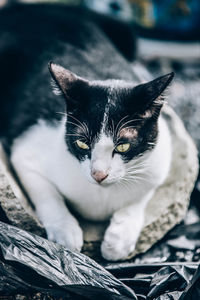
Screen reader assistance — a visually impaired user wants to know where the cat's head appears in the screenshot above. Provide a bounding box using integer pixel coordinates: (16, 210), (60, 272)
(49, 63), (174, 186)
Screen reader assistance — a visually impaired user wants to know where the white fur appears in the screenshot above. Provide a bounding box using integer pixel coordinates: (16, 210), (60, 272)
(51, 79), (62, 96)
(11, 114), (171, 260)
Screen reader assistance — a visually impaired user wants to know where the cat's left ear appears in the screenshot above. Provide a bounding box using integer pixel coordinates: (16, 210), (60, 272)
(131, 72), (174, 117)
(48, 62), (89, 104)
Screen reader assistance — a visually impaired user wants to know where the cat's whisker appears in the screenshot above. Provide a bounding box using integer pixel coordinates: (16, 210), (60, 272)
(126, 176), (147, 184)
(116, 126), (137, 143)
(120, 125), (135, 131)
(126, 166), (150, 175)
(83, 121), (90, 138)
(65, 133), (86, 139)
(66, 121), (86, 134)
(125, 173), (153, 185)
(120, 178), (140, 192)
(126, 162), (150, 172)
(122, 181), (134, 192)
(127, 157), (151, 166)
(117, 118), (143, 136)
(126, 167), (152, 175)
(67, 114), (83, 126)
(126, 175), (149, 182)
(68, 114), (89, 132)
(118, 179), (132, 194)
(127, 171), (147, 177)
(123, 177), (142, 186)
(66, 121), (88, 137)
(117, 120), (135, 134)
(120, 175), (137, 184)
(56, 111), (67, 116)
(126, 165), (149, 173)
(114, 115), (129, 136)
(67, 115), (89, 138)
(66, 120), (81, 127)
(128, 159), (151, 167)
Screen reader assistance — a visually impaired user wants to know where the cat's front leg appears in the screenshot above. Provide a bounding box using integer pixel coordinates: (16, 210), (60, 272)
(101, 191), (154, 261)
(12, 164), (83, 251)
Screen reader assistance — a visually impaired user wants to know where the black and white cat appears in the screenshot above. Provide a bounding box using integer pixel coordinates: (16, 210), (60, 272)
(0, 4), (173, 260)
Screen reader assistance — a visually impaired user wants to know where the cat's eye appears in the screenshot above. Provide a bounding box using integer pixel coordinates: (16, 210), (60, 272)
(76, 140), (89, 150)
(116, 143), (130, 153)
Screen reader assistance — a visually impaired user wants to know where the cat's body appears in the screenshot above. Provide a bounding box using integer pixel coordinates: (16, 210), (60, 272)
(11, 113), (171, 222)
(0, 4), (173, 260)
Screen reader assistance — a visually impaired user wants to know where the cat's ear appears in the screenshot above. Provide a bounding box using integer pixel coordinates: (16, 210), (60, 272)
(131, 72), (174, 117)
(48, 62), (89, 103)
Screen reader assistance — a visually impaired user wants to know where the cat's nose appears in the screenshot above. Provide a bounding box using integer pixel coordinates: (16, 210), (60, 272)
(91, 170), (108, 183)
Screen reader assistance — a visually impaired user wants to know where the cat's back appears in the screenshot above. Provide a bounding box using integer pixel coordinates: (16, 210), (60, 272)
(0, 5), (94, 141)
(0, 4), (136, 144)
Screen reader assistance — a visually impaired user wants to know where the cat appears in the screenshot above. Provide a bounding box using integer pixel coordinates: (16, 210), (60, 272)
(0, 4), (173, 261)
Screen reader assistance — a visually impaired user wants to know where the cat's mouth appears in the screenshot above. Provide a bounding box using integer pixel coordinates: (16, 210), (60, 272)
(97, 180), (113, 187)
(90, 178), (111, 187)
(90, 176), (119, 187)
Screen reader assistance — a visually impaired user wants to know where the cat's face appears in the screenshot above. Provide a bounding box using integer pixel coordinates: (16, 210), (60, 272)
(49, 63), (173, 185)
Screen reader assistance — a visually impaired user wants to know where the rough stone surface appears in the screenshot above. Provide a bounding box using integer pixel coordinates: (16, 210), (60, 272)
(0, 105), (198, 260)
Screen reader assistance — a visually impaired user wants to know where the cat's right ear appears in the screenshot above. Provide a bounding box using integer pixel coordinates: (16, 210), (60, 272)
(48, 62), (89, 105)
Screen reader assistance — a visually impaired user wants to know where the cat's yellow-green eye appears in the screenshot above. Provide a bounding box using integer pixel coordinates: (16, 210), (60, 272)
(116, 143), (130, 153)
(76, 140), (89, 150)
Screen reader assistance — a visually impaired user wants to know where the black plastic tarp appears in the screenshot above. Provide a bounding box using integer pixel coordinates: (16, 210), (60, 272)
(0, 220), (200, 300)
(0, 221), (136, 299)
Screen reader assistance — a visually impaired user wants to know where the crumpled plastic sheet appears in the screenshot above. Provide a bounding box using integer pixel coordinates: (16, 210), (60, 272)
(0, 221), (200, 300)
(106, 262), (199, 300)
(0, 221), (136, 300)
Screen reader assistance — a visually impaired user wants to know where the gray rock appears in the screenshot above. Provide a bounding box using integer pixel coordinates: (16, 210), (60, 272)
(0, 105), (198, 260)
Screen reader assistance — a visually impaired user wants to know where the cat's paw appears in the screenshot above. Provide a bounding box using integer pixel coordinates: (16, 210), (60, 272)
(101, 215), (141, 261)
(45, 218), (83, 252)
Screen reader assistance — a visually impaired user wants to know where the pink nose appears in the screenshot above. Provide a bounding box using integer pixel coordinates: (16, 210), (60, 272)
(91, 170), (108, 183)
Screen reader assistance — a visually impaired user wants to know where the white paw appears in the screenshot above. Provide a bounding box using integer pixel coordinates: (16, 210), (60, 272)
(45, 217), (83, 252)
(101, 215), (141, 261)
